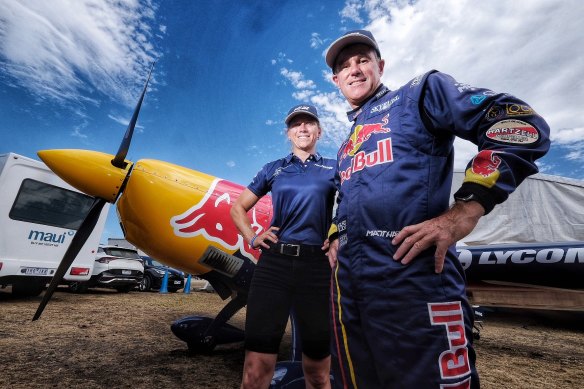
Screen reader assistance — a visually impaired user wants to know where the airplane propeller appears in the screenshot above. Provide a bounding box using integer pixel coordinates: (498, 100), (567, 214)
(32, 63), (155, 321)
(112, 62), (155, 169)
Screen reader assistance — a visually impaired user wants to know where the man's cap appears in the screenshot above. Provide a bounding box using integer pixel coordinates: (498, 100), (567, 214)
(325, 29), (380, 70)
(285, 104), (319, 126)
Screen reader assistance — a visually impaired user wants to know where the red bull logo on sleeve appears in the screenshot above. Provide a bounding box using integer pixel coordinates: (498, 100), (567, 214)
(170, 178), (270, 262)
(340, 114), (390, 161)
(463, 150), (502, 188)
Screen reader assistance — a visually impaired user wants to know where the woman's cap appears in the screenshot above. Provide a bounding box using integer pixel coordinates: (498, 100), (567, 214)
(325, 29), (380, 70)
(285, 104), (319, 126)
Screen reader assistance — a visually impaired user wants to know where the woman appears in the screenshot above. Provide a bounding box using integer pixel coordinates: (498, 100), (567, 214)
(231, 104), (336, 389)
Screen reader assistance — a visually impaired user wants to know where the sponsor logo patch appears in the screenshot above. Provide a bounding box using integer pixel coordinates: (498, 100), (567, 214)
(470, 95), (486, 105)
(505, 103), (534, 116)
(485, 106), (504, 121)
(371, 95), (399, 114)
(410, 74), (423, 87)
(366, 230), (399, 238)
(464, 150), (501, 188)
(486, 119), (539, 144)
(340, 138), (394, 184)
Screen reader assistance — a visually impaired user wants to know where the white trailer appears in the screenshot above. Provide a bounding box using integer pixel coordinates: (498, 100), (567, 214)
(0, 153), (109, 296)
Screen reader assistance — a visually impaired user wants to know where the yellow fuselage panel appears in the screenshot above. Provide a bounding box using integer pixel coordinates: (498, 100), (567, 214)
(117, 159), (272, 275)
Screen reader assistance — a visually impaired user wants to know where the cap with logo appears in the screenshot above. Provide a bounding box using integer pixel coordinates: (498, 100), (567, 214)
(285, 104), (319, 126)
(325, 29), (380, 70)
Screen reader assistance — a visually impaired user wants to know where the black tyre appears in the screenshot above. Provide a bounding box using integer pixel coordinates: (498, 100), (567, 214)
(139, 275), (152, 292)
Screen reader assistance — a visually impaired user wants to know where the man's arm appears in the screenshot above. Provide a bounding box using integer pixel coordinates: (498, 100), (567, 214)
(392, 200), (485, 273)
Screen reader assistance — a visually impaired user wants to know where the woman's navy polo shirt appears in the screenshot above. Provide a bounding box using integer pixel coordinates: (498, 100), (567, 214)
(248, 152), (336, 246)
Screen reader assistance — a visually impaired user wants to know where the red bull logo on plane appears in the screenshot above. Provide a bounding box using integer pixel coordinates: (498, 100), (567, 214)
(464, 150), (502, 188)
(170, 178), (269, 262)
(340, 114), (390, 161)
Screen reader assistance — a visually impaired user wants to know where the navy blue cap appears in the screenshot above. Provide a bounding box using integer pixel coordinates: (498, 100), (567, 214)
(285, 104), (319, 126)
(325, 29), (380, 69)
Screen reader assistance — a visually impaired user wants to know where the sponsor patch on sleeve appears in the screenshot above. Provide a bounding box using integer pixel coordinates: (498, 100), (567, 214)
(485, 119), (539, 144)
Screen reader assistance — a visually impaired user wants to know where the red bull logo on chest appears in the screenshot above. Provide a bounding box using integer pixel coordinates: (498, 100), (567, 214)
(340, 138), (394, 184)
(170, 179), (268, 262)
(340, 114), (390, 161)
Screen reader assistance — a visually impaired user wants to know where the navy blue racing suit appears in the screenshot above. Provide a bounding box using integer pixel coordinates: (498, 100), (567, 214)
(329, 70), (550, 388)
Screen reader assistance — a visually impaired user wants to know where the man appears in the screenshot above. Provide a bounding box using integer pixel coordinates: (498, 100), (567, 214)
(324, 30), (550, 388)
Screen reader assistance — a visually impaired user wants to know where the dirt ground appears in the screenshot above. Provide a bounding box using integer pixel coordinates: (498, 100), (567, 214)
(1, 287), (582, 389)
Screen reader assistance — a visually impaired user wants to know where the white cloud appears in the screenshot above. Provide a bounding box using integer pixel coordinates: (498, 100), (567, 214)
(340, 0), (364, 23)
(298, 0), (584, 173)
(226, 160), (235, 168)
(310, 32), (324, 49)
(107, 113), (144, 133)
(292, 90), (315, 100)
(272, 52), (292, 65)
(280, 68), (316, 90)
(550, 127), (584, 145)
(0, 0), (160, 108)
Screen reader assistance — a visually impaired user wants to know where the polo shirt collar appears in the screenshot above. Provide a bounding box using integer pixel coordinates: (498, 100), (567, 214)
(285, 152), (322, 163)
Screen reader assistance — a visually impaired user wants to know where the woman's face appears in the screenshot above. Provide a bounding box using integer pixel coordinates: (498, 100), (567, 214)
(287, 114), (321, 153)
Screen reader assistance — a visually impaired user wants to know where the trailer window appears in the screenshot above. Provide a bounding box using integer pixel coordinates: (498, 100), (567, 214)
(9, 179), (94, 230)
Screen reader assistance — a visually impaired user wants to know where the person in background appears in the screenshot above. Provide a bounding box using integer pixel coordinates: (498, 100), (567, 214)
(323, 29), (550, 388)
(231, 104), (336, 389)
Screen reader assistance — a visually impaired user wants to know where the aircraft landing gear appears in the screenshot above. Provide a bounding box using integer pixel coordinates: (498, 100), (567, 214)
(171, 293), (247, 354)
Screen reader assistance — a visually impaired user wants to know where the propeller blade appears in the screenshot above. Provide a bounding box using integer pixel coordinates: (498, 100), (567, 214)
(32, 197), (107, 321)
(111, 62), (155, 168)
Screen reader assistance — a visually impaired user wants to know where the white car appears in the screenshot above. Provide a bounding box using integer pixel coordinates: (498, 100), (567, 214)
(69, 245), (144, 293)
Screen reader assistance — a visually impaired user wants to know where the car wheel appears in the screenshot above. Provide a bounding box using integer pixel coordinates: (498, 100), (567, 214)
(139, 275), (152, 292)
(69, 282), (88, 294)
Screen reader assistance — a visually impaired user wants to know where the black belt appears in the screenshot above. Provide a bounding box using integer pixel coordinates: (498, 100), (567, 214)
(267, 242), (324, 257)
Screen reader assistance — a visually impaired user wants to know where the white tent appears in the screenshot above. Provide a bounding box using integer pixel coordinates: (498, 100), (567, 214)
(452, 171), (584, 245)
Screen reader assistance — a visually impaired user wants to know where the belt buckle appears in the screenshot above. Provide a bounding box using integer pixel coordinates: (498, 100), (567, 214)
(281, 244), (300, 256)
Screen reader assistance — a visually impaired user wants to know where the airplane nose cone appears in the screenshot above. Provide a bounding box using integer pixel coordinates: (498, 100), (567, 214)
(38, 149), (133, 202)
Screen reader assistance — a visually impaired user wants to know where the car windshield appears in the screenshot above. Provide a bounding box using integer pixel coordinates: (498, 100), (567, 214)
(104, 248), (141, 259)
(150, 259), (165, 267)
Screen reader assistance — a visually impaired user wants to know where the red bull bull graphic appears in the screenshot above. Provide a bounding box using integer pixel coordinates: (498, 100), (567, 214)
(170, 178), (271, 262)
(463, 150), (502, 188)
(340, 114), (390, 161)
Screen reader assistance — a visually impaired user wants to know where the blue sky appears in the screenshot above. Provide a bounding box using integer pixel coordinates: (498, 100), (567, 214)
(1, 0), (583, 242)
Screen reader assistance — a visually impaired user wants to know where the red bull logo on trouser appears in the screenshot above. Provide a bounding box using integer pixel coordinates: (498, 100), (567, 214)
(170, 178), (267, 262)
(330, 256), (477, 389)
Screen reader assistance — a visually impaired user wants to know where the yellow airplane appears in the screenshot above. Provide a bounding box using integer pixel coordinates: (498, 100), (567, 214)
(31, 65), (277, 352)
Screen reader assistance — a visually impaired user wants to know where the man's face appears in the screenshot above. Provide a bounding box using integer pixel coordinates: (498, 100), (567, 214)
(332, 44), (385, 109)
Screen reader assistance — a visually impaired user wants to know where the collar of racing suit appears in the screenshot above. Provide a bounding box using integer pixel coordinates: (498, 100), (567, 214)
(346, 84), (391, 122)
